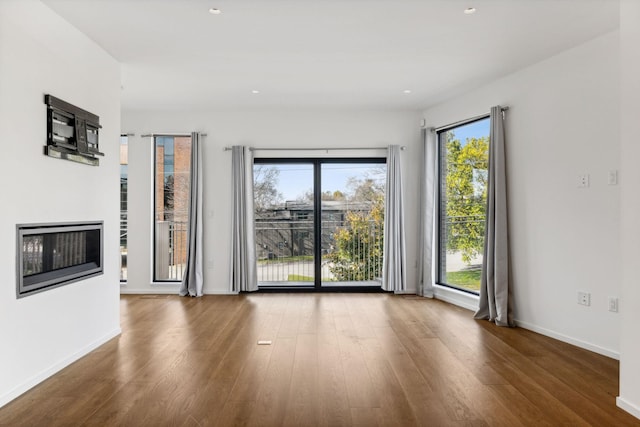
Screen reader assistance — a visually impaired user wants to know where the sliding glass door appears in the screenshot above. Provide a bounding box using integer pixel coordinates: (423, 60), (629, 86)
(254, 158), (386, 289)
(254, 162), (315, 285)
(320, 162), (385, 286)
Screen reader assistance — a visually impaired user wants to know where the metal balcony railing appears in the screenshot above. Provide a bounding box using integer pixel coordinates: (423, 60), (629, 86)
(120, 217), (188, 282)
(154, 220), (188, 281)
(120, 216), (127, 281)
(255, 218), (383, 284)
(442, 215), (485, 248)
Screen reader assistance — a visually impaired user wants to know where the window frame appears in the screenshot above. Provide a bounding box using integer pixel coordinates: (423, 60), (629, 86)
(253, 157), (386, 291)
(119, 135), (128, 283)
(152, 134), (192, 283)
(436, 114), (490, 295)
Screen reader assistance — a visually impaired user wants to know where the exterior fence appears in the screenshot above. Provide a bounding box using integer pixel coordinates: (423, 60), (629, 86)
(154, 220), (188, 281)
(120, 218), (187, 282)
(441, 214), (485, 259)
(255, 218), (383, 283)
(120, 216), (127, 281)
(118, 214), (483, 284)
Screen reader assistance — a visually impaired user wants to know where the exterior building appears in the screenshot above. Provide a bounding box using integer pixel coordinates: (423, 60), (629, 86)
(255, 200), (373, 260)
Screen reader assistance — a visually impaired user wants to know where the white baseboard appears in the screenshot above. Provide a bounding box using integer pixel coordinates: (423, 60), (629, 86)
(431, 286), (619, 360)
(515, 319), (619, 360)
(394, 289), (417, 295)
(433, 285), (479, 312)
(0, 328), (121, 409)
(617, 396), (640, 420)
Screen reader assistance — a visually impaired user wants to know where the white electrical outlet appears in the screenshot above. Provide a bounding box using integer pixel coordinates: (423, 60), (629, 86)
(608, 170), (618, 186)
(578, 291), (591, 306)
(577, 174), (590, 188)
(609, 297), (619, 313)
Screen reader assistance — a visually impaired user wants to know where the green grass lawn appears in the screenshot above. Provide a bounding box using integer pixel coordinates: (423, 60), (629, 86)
(287, 274), (314, 282)
(445, 269), (481, 292)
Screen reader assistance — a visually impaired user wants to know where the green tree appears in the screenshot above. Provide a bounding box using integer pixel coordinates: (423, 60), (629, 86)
(444, 134), (489, 263)
(327, 193), (384, 281)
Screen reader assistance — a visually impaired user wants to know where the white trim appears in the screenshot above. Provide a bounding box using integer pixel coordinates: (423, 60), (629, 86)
(431, 286), (620, 360)
(0, 328), (121, 409)
(395, 288), (417, 295)
(515, 319), (620, 360)
(617, 396), (640, 420)
(433, 284), (479, 311)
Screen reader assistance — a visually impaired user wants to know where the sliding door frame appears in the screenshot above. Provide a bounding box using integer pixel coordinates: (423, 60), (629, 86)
(254, 157), (386, 292)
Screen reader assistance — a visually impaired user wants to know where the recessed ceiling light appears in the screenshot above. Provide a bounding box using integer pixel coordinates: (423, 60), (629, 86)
(464, 7), (476, 15)
(403, 89), (412, 94)
(251, 90), (260, 94)
(209, 8), (222, 15)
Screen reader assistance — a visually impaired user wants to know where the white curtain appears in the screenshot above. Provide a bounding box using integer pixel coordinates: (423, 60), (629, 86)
(179, 132), (204, 297)
(417, 129), (436, 297)
(230, 146), (258, 293)
(474, 106), (514, 326)
(382, 145), (407, 292)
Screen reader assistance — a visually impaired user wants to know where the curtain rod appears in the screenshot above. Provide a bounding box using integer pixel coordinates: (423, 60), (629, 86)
(141, 133), (207, 138)
(223, 146), (406, 152)
(433, 106), (509, 133)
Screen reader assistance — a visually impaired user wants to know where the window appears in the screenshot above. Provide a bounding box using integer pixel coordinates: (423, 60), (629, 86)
(120, 135), (128, 282)
(437, 117), (490, 293)
(254, 159), (386, 289)
(153, 135), (192, 282)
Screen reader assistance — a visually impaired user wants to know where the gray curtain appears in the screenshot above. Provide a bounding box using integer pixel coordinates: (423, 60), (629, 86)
(179, 132), (204, 297)
(230, 146), (258, 293)
(417, 129), (436, 297)
(474, 106), (514, 326)
(382, 145), (407, 293)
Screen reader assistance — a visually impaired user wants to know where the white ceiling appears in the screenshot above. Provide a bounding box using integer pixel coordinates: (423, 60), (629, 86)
(43, 0), (619, 111)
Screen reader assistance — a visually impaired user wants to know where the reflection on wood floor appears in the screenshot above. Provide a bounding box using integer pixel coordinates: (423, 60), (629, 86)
(0, 293), (638, 426)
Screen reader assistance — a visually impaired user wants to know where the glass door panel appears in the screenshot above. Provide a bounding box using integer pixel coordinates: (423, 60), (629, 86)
(254, 163), (315, 286)
(320, 162), (386, 287)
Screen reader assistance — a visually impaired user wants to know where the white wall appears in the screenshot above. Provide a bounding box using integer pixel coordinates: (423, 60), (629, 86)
(617, 0), (640, 419)
(0, 2), (121, 407)
(423, 31), (621, 358)
(121, 109), (422, 294)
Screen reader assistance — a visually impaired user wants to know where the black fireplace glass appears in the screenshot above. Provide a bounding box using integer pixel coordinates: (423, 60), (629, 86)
(17, 222), (103, 298)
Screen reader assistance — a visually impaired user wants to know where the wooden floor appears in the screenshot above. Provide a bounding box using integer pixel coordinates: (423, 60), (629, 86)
(0, 294), (638, 426)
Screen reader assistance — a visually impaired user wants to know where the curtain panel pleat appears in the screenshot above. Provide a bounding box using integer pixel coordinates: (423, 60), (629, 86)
(474, 106), (514, 326)
(417, 129), (437, 297)
(230, 146), (258, 293)
(179, 132), (204, 297)
(382, 145), (407, 293)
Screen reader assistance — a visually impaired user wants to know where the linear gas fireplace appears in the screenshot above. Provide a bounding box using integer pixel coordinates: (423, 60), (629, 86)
(16, 221), (103, 298)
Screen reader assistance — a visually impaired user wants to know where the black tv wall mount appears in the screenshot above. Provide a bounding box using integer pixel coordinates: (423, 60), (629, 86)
(44, 95), (103, 166)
